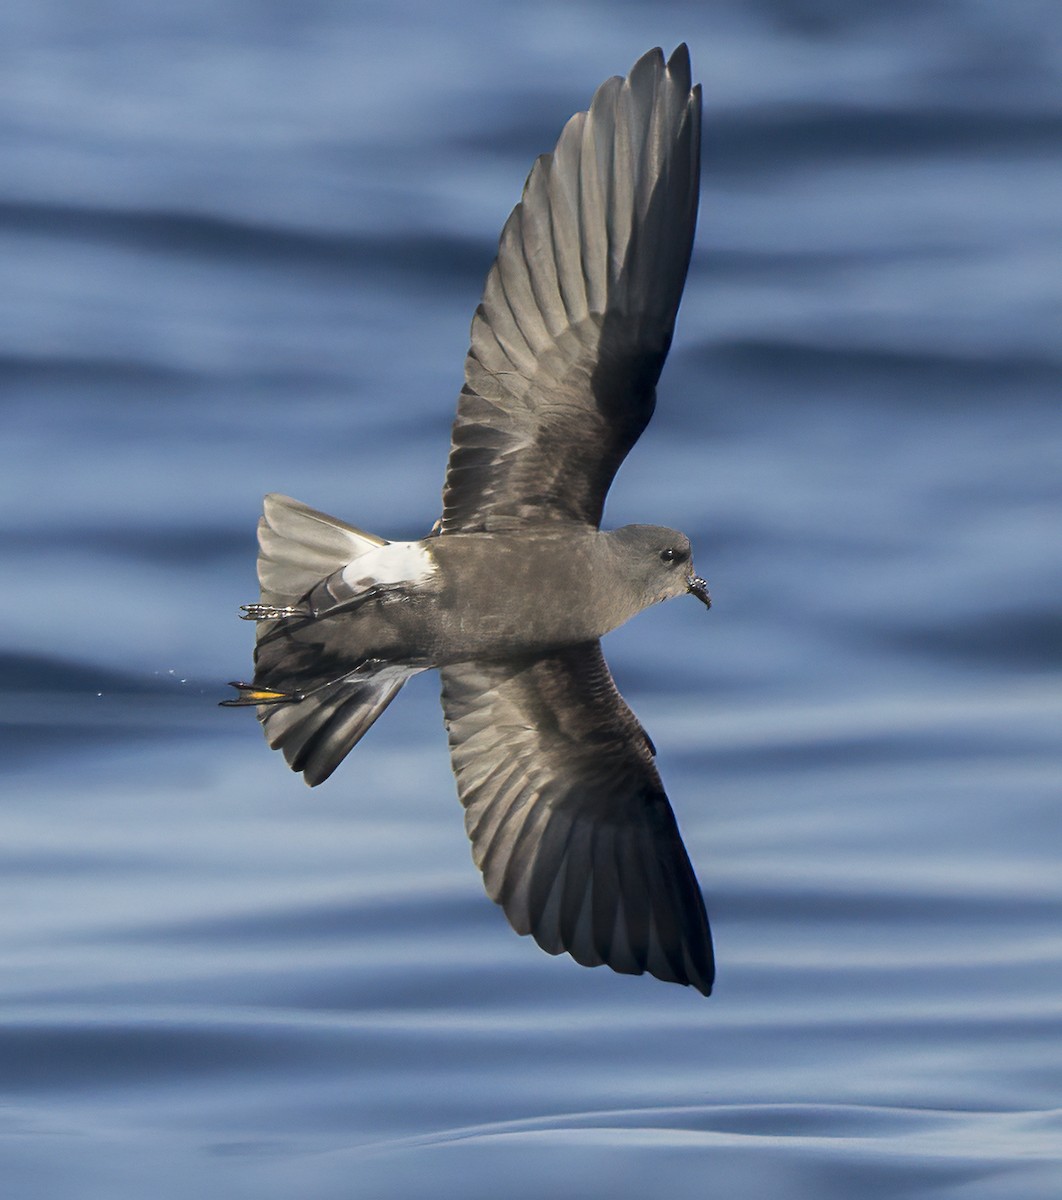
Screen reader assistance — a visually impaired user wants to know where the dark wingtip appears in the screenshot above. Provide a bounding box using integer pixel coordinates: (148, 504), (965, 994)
(666, 43), (692, 84)
(690, 971), (714, 998)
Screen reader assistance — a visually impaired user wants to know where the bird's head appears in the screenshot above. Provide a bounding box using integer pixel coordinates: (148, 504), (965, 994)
(609, 525), (711, 612)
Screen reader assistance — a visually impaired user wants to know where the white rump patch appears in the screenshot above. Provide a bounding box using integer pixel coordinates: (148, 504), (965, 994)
(341, 540), (437, 591)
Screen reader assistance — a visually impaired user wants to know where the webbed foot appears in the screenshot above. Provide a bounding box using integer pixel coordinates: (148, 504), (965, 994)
(219, 681), (304, 707)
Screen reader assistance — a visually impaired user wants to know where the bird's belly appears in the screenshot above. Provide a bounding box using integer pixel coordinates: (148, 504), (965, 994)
(422, 584), (606, 664)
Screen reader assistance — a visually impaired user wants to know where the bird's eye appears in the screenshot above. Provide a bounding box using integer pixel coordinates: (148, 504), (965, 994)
(660, 548), (677, 563)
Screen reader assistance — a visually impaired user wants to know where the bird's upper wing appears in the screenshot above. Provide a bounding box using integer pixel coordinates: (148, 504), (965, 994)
(439, 641), (714, 995)
(440, 45), (701, 534)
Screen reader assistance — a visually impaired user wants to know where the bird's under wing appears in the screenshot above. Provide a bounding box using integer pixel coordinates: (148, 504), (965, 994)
(439, 641), (714, 994)
(440, 45), (701, 534)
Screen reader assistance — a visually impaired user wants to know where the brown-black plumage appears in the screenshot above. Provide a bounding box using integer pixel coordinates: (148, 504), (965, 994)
(441, 642), (714, 995)
(226, 46), (715, 995)
(442, 45), (701, 533)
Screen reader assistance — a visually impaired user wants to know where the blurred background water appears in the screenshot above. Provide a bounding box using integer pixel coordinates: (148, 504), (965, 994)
(2, 1), (1060, 1197)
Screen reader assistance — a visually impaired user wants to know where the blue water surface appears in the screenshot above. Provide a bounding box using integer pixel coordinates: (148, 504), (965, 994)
(2, 2), (1060, 1197)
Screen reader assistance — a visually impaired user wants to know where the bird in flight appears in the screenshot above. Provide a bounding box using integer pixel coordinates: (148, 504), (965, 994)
(224, 45), (715, 996)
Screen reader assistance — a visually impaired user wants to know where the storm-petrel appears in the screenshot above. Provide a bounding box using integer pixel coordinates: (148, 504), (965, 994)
(225, 45), (715, 995)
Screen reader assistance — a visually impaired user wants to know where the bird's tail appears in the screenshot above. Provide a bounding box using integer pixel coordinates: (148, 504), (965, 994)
(223, 493), (410, 786)
(255, 492), (387, 609)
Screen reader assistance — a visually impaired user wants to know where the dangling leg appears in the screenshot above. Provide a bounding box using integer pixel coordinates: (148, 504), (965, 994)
(219, 656), (392, 707)
(239, 603), (313, 621)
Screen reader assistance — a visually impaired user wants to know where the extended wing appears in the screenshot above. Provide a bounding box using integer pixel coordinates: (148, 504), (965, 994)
(439, 642), (714, 994)
(440, 45), (701, 533)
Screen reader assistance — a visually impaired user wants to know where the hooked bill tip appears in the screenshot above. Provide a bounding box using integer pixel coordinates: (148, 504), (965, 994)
(687, 576), (712, 609)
